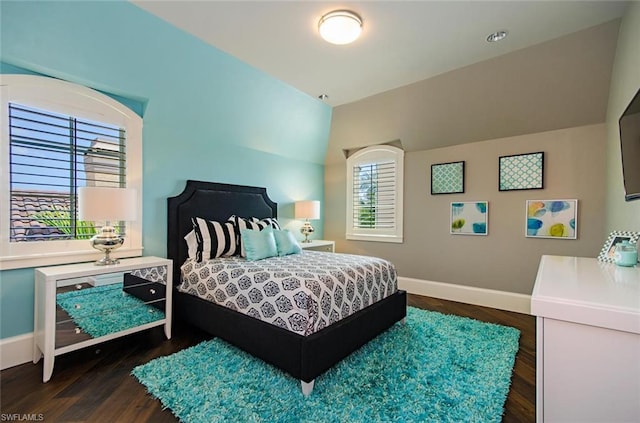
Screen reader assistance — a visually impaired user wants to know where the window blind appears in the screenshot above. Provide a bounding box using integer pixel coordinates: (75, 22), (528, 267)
(352, 160), (397, 229)
(9, 103), (127, 242)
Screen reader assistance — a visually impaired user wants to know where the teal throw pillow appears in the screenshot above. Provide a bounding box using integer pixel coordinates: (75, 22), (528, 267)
(240, 226), (277, 261)
(273, 229), (302, 256)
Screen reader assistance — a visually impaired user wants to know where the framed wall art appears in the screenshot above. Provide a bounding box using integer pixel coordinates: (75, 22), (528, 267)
(431, 161), (464, 195)
(450, 201), (488, 235)
(597, 231), (640, 263)
(499, 152), (544, 191)
(525, 199), (577, 239)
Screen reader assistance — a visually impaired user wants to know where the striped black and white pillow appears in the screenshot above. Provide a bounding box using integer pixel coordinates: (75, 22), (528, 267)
(228, 215), (268, 257)
(251, 217), (281, 230)
(191, 217), (238, 261)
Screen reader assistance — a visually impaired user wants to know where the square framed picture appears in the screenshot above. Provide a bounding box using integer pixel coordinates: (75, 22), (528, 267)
(431, 161), (464, 195)
(450, 201), (488, 235)
(499, 152), (544, 191)
(525, 199), (577, 239)
(597, 231), (640, 263)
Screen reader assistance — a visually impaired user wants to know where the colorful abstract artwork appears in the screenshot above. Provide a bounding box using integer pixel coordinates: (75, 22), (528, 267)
(432, 161), (465, 195)
(525, 199), (577, 239)
(499, 152), (544, 191)
(450, 201), (488, 236)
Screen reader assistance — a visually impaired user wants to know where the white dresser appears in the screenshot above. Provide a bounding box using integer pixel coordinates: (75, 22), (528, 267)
(531, 255), (640, 422)
(34, 256), (172, 382)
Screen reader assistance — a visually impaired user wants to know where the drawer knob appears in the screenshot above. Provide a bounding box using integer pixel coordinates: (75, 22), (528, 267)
(149, 289), (156, 295)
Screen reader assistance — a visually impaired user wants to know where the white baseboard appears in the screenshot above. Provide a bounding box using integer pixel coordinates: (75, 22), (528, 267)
(398, 276), (531, 315)
(1, 332), (34, 370)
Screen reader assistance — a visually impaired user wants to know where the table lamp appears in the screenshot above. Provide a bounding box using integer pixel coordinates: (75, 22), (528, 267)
(294, 200), (320, 243)
(78, 187), (136, 265)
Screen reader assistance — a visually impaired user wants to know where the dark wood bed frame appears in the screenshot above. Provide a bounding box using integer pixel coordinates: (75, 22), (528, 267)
(167, 180), (407, 394)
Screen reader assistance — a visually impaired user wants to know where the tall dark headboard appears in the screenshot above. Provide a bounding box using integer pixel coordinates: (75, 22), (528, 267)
(167, 180), (277, 287)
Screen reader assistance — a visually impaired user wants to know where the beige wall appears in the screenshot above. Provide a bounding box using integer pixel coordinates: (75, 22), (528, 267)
(324, 21), (617, 296)
(605, 1), (640, 232)
(326, 125), (606, 294)
(326, 20), (618, 165)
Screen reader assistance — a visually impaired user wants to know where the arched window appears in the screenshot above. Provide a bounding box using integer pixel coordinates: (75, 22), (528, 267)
(346, 145), (404, 243)
(0, 75), (143, 269)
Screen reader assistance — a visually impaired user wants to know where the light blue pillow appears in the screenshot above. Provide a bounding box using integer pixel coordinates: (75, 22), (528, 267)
(240, 226), (277, 261)
(273, 229), (302, 256)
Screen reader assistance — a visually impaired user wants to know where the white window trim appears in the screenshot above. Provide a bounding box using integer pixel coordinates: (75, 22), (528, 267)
(346, 145), (404, 243)
(0, 75), (143, 270)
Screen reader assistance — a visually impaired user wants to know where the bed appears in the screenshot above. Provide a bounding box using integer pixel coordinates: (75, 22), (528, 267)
(167, 180), (407, 395)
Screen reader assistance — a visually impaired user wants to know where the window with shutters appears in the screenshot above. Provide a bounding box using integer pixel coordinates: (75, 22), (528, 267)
(0, 75), (143, 270)
(346, 145), (404, 243)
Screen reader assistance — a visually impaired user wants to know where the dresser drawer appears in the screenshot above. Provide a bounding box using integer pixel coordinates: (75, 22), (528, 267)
(123, 273), (166, 310)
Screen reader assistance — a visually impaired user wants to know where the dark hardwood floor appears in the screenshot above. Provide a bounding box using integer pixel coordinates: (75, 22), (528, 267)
(1, 294), (535, 422)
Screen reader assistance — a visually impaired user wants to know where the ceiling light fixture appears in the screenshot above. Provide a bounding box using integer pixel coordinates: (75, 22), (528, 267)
(318, 10), (362, 45)
(486, 30), (508, 43)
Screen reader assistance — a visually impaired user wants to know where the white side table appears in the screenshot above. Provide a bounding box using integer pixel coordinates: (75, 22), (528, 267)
(33, 256), (172, 382)
(300, 240), (335, 252)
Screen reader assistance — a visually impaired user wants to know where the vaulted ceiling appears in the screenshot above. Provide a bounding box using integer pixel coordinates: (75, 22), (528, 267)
(132, 1), (628, 107)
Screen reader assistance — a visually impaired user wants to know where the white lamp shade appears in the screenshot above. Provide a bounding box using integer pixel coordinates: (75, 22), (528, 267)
(318, 10), (363, 45)
(295, 200), (320, 220)
(78, 187), (137, 222)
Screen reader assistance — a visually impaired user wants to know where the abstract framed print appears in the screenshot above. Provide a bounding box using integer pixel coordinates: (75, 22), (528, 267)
(450, 201), (488, 235)
(525, 199), (577, 239)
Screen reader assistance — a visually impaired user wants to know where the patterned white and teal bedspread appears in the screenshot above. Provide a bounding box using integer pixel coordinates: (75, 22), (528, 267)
(179, 251), (398, 336)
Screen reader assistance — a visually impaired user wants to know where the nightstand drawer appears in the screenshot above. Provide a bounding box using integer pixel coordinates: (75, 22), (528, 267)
(306, 244), (333, 252)
(300, 240), (335, 252)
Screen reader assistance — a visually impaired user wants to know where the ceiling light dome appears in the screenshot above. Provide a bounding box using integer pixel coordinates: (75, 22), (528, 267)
(318, 10), (362, 45)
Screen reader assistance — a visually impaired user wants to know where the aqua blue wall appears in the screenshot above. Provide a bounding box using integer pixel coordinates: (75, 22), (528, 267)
(0, 1), (331, 339)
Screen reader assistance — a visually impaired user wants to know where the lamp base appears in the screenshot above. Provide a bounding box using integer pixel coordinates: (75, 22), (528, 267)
(89, 225), (124, 266)
(94, 254), (120, 266)
(300, 221), (315, 243)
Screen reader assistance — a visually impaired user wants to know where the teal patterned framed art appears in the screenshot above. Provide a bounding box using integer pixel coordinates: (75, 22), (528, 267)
(499, 152), (544, 191)
(431, 161), (465, 195)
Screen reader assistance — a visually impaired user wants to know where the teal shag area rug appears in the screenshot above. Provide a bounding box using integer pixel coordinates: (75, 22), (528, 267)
(56, 283), (164, 338)
(132, 307), (520, 422)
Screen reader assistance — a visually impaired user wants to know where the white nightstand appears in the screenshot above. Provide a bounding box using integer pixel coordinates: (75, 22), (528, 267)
(33, 256), (172, 382)
(300, 240), (335, 252)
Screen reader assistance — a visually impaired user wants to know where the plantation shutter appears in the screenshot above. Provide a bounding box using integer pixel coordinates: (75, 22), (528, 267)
(9, 102), (126, 242)
(352, 159), (397, 230)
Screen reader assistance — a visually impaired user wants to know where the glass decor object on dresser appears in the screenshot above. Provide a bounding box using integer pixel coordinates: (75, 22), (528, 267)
(33, 256), (172, 382)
